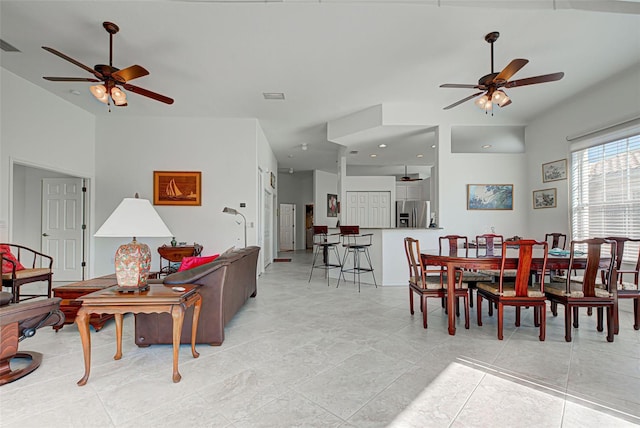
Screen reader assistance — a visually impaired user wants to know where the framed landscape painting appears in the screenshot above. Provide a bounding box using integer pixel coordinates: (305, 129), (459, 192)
(467, 184), (513, 210)
(153, 171), (201, 206)
(542, 159), (567, 182)
(533, 188), (557, 209)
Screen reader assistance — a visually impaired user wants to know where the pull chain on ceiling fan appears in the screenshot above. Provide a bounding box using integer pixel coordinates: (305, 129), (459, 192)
(42, 21), (174, 109)
(440, 31), (564, 114)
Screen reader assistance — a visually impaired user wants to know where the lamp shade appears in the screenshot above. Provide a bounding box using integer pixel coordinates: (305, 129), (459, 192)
(95, 198), (172, 291)
(95, 198), (172, 238)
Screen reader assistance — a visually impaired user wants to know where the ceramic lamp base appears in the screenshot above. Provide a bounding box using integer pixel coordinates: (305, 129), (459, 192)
(114, 239), (152, 292)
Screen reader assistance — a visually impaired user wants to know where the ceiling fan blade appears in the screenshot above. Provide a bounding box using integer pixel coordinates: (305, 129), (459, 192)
(42, 46), (103, 79)
(440, 83), (483, 89)
(43, 77), (101, 82)
(495, 59), (529, 83)
(112, 65), (149, 83)
(122, 83), (174, 105)
(505, 72), (565, 88)
(443, 91), (484, 110)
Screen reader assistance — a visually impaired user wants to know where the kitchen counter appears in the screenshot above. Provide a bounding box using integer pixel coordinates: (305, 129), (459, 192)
(329, 228), (445, 286)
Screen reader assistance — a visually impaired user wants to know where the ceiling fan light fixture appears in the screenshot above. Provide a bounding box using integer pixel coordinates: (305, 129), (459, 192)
(111, 86), (127, 104)
(475, 94), (489, 109)
(90, 84), (109, 104)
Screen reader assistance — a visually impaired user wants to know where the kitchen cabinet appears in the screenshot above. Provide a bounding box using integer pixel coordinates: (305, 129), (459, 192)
(396, 183), (422, 201)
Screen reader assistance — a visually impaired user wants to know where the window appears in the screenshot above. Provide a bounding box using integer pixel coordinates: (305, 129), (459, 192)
(570, 132), (640, 263)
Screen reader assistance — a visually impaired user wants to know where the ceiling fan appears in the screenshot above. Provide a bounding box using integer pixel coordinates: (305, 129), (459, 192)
(440, 31), (564, 112)
(400, 165), (423, 182)
(42, 21), (173, 108)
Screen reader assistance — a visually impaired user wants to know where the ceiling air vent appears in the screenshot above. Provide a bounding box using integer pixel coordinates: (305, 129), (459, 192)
(0, 39), (21, 52)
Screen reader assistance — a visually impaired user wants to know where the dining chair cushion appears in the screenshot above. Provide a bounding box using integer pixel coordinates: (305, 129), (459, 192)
(413, 276), (444, 290)
(1, 268), (51, 280)
(477, 269), (518, 278)
(619, 281), (639, 291)
(476, 282), (544, 297)
(551, 275), (604, 285)
(545, 282), (612, 298)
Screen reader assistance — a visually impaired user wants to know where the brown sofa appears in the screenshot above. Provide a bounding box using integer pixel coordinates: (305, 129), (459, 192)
(134, 246), (260, 347)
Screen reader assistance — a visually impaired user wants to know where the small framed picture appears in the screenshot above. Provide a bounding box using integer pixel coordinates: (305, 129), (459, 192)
(533, 188), (557, 209)
(542, 159), (567, 182)
(327, 194), (338, 217)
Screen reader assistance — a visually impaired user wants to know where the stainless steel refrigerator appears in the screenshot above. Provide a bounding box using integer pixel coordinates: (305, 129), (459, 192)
(396, 200), (430, 228)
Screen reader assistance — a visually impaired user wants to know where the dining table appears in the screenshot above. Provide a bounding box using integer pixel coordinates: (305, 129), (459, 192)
(421, 248), (587, 335)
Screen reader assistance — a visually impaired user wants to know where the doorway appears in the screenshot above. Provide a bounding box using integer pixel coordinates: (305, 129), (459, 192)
(279, 203), (295, 251)
(305, 204), (314, 249)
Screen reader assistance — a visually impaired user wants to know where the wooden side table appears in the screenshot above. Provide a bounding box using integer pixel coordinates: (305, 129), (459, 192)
(157, 244), (203, 276)
(75, 284), (202, 385)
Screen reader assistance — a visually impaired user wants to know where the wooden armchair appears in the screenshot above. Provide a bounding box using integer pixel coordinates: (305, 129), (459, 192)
(404, 237), (469, 329)
(476, 240), (548, 341)
(605, 237), (640, 331)
(545, 238), (617, 342)
(1, 244), (54, 303)
(0, 292), (64, 385)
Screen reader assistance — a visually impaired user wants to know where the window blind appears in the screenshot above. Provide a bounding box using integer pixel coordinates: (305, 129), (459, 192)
(570, 133), (640, 263)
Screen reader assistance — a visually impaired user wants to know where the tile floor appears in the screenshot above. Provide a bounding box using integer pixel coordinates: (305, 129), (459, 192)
(1, 250), (639, 427)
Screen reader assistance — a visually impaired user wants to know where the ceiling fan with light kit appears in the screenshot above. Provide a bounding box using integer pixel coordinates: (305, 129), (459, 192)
(42, 21), (173, 109)
(440, 31), (564, 114)
(400, 165), (423, 182)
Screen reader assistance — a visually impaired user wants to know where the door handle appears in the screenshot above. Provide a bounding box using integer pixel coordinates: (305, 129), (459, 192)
(42, 233), (49, 237)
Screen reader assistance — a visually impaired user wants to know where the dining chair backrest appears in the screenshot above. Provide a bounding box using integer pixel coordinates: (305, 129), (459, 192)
(313, 225), (328, 235)
(567, 238), (616, 297)
(545, 233), (567, 250)
(404, 237), (425, 285)
(604, 237), (640, 285)
(498, 240), (548, 297)
(439, 235), (469, 257)
(475, 233), (504, 257)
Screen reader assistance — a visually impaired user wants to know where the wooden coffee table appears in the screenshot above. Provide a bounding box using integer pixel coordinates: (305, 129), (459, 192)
(75, 284), (202, 385)
(52, 276), (118, 331)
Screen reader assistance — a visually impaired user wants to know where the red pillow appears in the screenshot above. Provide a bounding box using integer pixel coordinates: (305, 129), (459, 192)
(1, 245), (26, 274)
(177, 254), (220, 272)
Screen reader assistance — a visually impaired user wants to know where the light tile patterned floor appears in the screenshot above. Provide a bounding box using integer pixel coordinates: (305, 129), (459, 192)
(1, 250), (639, 427)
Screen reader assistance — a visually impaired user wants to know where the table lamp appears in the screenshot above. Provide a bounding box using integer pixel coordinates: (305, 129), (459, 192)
(95, 196), (173, 292)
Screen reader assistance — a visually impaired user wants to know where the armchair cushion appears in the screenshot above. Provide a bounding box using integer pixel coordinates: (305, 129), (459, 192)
(1, 245), (25, 273)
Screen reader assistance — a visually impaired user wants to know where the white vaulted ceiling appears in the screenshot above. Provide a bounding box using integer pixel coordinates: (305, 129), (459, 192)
(1, 1), (639, 174)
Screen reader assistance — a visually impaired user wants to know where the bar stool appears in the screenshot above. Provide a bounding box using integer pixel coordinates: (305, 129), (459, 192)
(337, 225), (377, 292)
(308, 226), (343, 286)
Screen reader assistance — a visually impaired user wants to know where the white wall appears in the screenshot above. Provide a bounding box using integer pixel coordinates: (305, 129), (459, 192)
(313, 169), (339, 228)
(0, 68), (95, 249)
(437, 123), (528, 239)
(93, 116), (268, 276)
(256, 122), (279, 270)
(525, 62), (640, 241)
(278, 171), (313, 250)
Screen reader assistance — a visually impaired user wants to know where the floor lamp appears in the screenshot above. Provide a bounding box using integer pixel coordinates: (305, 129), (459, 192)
(222, 207), (247, 248)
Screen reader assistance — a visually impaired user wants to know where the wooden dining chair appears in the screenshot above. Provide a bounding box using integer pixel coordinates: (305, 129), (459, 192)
(404, 237), (469, 329)
(606, 237), (640, 331)
(545, 238), (617, 342)
(476, 233), (518, 282)
(545, 233), (567, 250)
(476, 240), (548, 341)
(438, 235), (490, 310)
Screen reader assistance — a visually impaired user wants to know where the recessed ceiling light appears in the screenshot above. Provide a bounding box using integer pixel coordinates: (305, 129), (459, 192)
(301, 143), (308, 151)
(431, 144), (436, 148)
(263, 92), (285, 100)
(378, 144), (387, 148)
(288, 154), (294, 158)
(416, 154), (424, 158)
(482, 144), (492, 149)
(370, 154), (377, 158)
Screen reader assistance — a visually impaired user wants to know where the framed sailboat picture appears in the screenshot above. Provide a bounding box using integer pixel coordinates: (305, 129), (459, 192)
(153, 171), (202, 206)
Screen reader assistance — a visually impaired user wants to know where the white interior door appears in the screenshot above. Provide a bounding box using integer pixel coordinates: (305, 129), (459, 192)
(41, 178), (84, 281)
(279, 203), (295, 251)
(263, 189), (273, 267)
